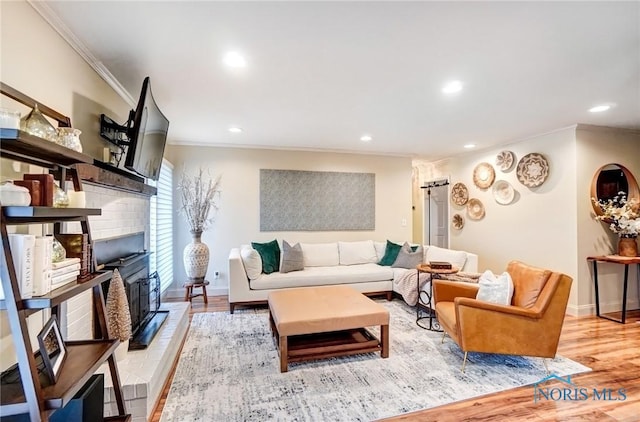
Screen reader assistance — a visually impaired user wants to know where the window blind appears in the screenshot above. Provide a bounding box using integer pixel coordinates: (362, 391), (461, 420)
(149, 159), (174, 294)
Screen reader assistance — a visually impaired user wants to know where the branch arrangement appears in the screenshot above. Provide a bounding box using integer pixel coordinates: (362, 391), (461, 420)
(178, 168), (222, 233)
(592, 192), (640, 237)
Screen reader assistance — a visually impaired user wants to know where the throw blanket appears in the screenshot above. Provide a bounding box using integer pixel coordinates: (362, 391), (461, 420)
(395, 270), (431, 306)
(395, 271), (482, 307)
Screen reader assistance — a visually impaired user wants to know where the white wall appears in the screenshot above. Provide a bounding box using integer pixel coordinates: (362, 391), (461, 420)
(164, 145), (413, 296)
(0, 1), (130, 160)
(575, 125), (640, 315)
(415, 127), (580, 310)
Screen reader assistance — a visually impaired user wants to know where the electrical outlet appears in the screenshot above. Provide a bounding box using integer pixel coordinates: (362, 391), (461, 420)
(401, 218), (407, 227)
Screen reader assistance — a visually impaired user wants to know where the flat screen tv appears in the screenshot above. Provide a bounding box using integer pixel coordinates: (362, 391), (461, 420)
(124, 77), (169, 181)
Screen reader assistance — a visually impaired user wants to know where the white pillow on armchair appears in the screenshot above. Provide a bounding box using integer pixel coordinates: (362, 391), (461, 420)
(476, 270), (514, 306)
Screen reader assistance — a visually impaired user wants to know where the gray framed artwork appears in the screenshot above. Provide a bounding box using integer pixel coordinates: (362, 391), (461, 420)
(260, 169), (375, 231)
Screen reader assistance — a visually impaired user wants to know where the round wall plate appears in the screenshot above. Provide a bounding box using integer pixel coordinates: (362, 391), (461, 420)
(517, 153), (549, 188)
(451, 182), (469, 206)
(467, 198), (485, 220)
(492, 180), (515, 205)
(473, 162), (496, 189)
(452, 214), (464, 230)
(495, 151), (515, 171)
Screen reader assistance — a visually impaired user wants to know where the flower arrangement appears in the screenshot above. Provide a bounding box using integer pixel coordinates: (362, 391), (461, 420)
(178, 168), (221, 233)
(592, 192), (640, 238)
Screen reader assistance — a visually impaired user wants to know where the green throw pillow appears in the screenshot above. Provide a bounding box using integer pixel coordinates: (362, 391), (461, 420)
(251, 239), (281, 274)
(378, 240), (402, 266)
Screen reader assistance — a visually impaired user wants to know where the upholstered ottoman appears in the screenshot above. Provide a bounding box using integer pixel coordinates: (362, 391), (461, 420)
(268, 285), (389, 372)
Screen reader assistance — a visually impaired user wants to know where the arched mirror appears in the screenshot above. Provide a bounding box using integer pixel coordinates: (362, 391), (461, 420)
(590, 163), (640, 216)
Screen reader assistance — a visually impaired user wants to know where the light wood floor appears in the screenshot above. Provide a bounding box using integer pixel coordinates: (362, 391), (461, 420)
(151, 297), (640, 422)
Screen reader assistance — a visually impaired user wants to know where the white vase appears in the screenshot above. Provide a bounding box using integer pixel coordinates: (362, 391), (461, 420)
(183, 230), (210, 281)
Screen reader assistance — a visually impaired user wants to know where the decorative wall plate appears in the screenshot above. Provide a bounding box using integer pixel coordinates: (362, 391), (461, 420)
(492, 180), (515, 205)
(516, 153), (549, 188)
(472, 162), (496, 189)
(452, 214), (464, 230)
(451, 182), (469, 206)
(467, 198), (485, 220)
(495, 151), (515, 172)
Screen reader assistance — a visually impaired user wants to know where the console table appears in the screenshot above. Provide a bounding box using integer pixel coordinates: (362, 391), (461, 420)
(587, 255), (640, 324)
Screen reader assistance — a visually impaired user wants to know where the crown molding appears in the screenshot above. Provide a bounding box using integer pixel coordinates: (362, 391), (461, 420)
(28, 1), (136, 107)
(575, 123), (640, 135)
(167, 140), (414, 158)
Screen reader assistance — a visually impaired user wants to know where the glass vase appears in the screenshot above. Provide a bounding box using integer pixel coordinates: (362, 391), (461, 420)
(53, 185), (69, 208)
(20, 104), (57, 142)
(56, 127), (83, 152)
(51, 238), (66, 263)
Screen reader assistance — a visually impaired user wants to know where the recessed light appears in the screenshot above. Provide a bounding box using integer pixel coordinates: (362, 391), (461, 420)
(589, 104), (610, 113)
(228, 127), (243, 133)
(360, 135), (372, 142)
(223, 52), (246, 68)
(442, 80), (463, 94)
(463, 144), (476, 149)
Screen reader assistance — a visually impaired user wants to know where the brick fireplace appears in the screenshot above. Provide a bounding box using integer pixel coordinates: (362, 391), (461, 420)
(63, 183), (150, 341)
(65, 181), (189, 421)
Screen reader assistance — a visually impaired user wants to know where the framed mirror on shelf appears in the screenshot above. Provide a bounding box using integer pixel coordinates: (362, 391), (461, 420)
(590, 163), (640, 217)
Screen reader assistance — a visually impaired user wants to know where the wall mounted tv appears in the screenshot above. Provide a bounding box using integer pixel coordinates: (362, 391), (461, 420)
(99, 77), (169, 181)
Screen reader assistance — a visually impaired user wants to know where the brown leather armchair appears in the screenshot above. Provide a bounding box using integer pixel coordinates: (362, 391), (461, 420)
(433, 260), (573, 371)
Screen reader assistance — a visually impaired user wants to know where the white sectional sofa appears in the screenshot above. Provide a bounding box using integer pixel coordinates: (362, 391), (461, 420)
(228, 240), (478, 313)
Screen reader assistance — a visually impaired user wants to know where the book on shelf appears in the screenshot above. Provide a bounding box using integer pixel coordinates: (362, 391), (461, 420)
(51, 270), (80, 289)
(33, 235), (53, 296)
(23, 173), (54, 207)
(8, 234), (35, 299)
(51, 262), (81, 278)
(51, 257), (81, 270)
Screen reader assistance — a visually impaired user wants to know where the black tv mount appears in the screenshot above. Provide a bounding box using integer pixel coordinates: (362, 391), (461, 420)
(99, 112), (134, 148)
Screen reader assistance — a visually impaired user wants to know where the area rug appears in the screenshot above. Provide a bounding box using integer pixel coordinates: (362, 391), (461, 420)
(160, 301), (590, 421)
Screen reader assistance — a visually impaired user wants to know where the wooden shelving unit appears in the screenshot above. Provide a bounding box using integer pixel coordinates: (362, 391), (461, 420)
(0, 84), (129, 421)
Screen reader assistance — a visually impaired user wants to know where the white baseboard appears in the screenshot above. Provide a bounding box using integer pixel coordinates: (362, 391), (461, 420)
(567, 298), (640, 317)
(164, 286), (228, 299)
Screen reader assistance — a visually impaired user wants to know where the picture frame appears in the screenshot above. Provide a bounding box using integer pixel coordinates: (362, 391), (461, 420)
(37, 316), (66, 383)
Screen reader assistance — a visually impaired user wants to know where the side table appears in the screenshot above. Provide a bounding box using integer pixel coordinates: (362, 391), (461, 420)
(587, 255), (640, 324)
(184, 280), (210, 305)
(416, 264), (459, 331)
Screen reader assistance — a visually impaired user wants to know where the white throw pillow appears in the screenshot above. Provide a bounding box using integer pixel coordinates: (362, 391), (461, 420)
(300, 242), (340, 267)
(426, 245), (467, 271)
(476, 270), (514, 306)
(373, 241), (387, 261)
(240, 246), (262, 280)
(338, 241), (378, 265)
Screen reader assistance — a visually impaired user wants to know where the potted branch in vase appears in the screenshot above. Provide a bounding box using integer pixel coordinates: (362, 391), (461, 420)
(592, 192), (640, 257)
(178, 168), (222, 283)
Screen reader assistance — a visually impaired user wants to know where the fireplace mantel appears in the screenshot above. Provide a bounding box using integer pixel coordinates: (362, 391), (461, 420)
(74, 162), (157, 197)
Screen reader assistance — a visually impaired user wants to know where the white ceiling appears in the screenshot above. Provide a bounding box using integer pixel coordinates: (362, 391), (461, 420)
(39, 1), (640, 160)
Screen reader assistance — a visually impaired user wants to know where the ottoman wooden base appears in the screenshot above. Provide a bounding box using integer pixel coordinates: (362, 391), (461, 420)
(268, 286), (390, 372)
